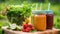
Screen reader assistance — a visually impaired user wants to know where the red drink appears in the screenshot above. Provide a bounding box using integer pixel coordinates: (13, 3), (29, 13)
(46, 14), (53, 29)
(46, 10), (53, 29)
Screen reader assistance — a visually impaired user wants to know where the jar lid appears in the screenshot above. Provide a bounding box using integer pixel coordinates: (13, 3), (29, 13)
(32, 10), (46, 14)
(44, 10), (53, 14)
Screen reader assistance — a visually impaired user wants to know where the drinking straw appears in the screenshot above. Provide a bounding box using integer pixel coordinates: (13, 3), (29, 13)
(48, 3), (50, 10)
(32, 3), (38, 14)
(40, 3), (42, 11)
(36, 3), (38, 10)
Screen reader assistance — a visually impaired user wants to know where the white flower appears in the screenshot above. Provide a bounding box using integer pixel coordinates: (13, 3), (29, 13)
(10, 23), (16, 29)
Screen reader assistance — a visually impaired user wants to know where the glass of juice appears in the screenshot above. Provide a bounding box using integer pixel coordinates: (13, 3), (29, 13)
(32, 10), (46, 31)
(45, 10), (53, 29)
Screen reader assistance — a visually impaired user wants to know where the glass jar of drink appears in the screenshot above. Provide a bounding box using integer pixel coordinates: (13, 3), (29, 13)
(45, 10), (53, 29)
(32, 10), (46, 31)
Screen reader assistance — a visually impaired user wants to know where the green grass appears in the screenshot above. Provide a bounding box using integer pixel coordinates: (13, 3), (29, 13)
(0, 29), (2, 34)
(54, 16), (60, 29)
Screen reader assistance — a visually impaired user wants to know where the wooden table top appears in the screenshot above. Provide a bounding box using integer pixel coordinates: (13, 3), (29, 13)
(2, 28), (60, 34)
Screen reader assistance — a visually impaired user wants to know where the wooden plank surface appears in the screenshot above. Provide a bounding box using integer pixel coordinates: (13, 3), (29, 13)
(3, 28), (60, 34)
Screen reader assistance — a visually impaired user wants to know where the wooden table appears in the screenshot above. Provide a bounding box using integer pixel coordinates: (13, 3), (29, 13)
(2, 28), (60, 34)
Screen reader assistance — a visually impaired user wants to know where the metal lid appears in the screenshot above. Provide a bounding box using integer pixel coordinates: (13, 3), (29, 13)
(32, 10), (46, 14)
(44, 10), (53, 14)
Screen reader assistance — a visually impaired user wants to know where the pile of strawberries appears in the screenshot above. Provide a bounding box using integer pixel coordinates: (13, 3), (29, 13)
(22, 23), (35, 32)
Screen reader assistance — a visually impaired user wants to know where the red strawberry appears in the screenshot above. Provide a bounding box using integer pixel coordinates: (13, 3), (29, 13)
(25, 27), (31, 32)
(31, 27), (35, 30)
(28, 24), (32, 28)
(23, 24), (28, 29)
(22, 28), (26, 32)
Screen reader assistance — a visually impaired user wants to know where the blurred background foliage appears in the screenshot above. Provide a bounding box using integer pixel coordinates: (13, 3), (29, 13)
(0, 0), (60, 34)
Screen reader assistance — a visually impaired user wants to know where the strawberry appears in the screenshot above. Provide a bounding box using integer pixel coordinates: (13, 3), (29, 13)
(23, 24), (28, 29)
(21, 28), (26, 32)
(25, 27), (31, 32)
(28, 24), (32, 28)
(31, 27), (35, 30)
(22, 23), (35, 32)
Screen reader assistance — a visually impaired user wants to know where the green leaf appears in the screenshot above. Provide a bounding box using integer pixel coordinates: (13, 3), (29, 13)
(30, 30), (37, 32)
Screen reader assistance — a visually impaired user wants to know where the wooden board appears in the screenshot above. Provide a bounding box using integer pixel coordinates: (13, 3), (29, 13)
(2, 28), (60, 34)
